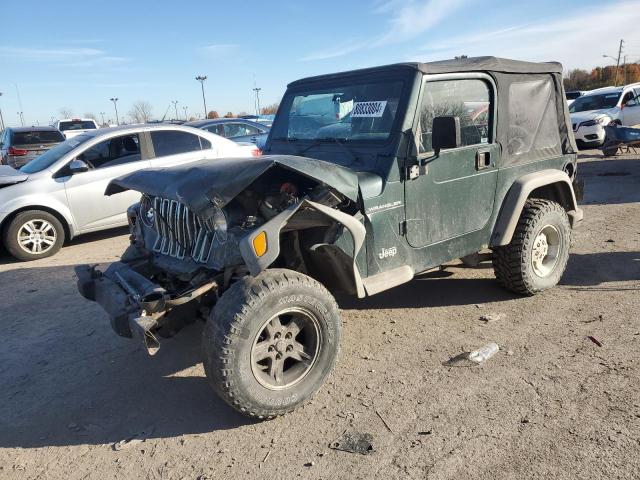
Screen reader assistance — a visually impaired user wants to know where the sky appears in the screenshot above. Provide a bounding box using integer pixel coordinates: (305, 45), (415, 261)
(1, 0), (639, 127)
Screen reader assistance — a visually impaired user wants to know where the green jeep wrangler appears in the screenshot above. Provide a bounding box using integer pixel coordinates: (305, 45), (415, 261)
(76, 57), (583, 418)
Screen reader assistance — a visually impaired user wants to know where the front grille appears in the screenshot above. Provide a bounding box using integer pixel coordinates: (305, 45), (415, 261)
(152, 197), (214, 263)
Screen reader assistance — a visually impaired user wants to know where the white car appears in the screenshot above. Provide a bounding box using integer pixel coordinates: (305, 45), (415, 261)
(0, 124), (259, 261)
(53, 118), (100, 139)
(569, 83), (640, 147)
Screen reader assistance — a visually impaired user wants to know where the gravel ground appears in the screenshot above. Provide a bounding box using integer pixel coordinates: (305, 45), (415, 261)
(0, 150), (639, 480)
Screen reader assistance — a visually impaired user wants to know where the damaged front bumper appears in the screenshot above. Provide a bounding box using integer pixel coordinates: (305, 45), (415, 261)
(76, 262), (215, 355)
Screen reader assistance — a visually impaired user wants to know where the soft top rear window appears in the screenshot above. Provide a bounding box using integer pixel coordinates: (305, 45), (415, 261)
(13, 130), (65, 144)
(59, 120), (97, 131)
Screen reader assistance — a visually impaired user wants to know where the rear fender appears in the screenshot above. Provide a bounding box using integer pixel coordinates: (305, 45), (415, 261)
(491, 169), (582, 247)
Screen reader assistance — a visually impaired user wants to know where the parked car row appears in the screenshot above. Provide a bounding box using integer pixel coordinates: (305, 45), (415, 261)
(567, 83), (640, 147)
(0, 124), (261, 261)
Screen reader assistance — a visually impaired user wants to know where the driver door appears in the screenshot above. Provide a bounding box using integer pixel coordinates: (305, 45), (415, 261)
(621, 89), (640, 126)
(405, 75), (499, 252)
(63, 133), (150, 232)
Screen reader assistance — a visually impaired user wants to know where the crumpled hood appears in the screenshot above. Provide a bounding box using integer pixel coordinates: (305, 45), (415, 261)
(106, 155), (360, 216)
(0, 165), (29, 187)
(571, 109), (616, 124)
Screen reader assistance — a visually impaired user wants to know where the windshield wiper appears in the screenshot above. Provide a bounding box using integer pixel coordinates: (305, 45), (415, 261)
(296, 138), (359, 164)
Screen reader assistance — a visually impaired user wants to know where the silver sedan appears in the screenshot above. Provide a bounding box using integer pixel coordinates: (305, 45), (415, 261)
(0, 124), (257, 261)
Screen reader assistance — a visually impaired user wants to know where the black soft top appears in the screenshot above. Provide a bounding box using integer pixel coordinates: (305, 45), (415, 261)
(288, 56), (562, 87)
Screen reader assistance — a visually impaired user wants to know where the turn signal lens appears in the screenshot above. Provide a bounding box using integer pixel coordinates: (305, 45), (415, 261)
(252, 231), (268, 257)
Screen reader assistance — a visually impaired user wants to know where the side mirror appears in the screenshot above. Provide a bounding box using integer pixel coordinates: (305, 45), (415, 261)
(69, 159), (89, 174)
(431, 116), (461, 154)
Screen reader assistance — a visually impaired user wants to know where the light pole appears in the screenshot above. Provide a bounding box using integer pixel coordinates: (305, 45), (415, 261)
(99, 111), (106, 126)
(195, 76), (208, 119)
(0, 92), (5, 131)
(171, 100), (179, 120)
(603, 39), (624, 86)
(183, 105), (188, 120)
(109, 97), (119, 125)
(253, 87), (262, 117)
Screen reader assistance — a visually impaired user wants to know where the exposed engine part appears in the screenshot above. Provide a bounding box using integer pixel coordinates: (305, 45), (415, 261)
(309, 186), (343, 208)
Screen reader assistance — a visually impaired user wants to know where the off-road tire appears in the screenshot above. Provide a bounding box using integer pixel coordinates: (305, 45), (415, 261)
(492, 199), (571, 296)
(603, 146), (618, 157)
(202, 269), (342, 419)
(3, 210), (65, 261)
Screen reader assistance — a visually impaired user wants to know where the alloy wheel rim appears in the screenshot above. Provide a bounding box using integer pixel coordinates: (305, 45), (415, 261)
(250, 307), (321, 390)
(531, 224), (561, 277)
(17, 219), (57, 255)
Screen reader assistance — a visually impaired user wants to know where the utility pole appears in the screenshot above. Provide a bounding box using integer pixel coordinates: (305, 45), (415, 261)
(615, 39), (624, 86)
(253, 86), (262, 116)
(195, 76), (208, 119)
(99, 111), (106, 126)
(0, 92), (5, 131)
(109, 98), (119, 125)
(171, 100), (179, 120)
(183, 105), (188, 120)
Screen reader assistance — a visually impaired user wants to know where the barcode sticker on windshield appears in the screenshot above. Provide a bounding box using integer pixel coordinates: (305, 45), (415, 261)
(351, 101), (387, 118)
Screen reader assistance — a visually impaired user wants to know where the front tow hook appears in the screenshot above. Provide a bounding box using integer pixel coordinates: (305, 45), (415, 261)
(129, 315), (160, 356)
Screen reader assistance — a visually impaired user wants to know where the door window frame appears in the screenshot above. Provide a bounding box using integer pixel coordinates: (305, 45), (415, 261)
(414, 72), (498, 162)
(145, 129), (210, 158)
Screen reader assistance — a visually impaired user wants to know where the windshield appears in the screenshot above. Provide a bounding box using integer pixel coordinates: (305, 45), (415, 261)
(271, 79), (405, 142)
(59, 120), (97, 131)
(13, 130), (65, 144)
(20, 134), (93, 173)
(569, 92), (621, 113)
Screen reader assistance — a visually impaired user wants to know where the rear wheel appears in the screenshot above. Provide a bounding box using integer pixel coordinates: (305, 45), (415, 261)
(492, 199), (571, 295)
(202, 269), (342, 419)
(3, 210), (65, 261)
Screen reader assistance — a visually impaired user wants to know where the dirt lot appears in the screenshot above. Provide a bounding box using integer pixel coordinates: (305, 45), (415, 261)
(1, 150), (639, 480)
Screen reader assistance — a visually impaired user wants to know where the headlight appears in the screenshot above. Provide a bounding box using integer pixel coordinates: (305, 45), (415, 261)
(580, 117), (608, 127)
(206, 207), (228, 242)
(140, 194), (155, 228)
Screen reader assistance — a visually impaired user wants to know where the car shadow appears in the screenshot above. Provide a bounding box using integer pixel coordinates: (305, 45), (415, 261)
(578, 156), (640, 205)
(338, 268), (520, 310)
(561, 251), (640, 289)
(0, 264), (254, 450)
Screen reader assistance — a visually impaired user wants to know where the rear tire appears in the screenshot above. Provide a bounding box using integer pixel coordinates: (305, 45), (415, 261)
(202, 269), (342, 419)
(3, 210), (65, 261)
(492, 199), (571, 295)
(603, 146), (618, 157)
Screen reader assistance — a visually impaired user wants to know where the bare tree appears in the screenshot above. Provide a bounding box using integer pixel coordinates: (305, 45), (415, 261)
(128, 101), (153, 124)
(261, 103), (279, 115)
(58, 107), (73, 118)
(83, 112), (97, 120)
(207, 110), (219, 119)
(223, 112), (234, 118)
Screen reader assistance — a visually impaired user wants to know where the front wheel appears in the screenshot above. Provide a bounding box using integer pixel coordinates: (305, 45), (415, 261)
(202, 269), (342, 419)
(3, 210), (65, 261)
(492, 199), (571, 295)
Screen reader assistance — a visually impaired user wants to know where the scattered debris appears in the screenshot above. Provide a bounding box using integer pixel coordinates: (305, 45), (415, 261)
(329, 432), (374, 455)
(417, 430), (432, 436)
(605, 238), (615, 243)
(262, 450), (271, 464)
(468, 343), (500, 363)
(479, 313), (505, 323)
(112, 426), (155, 451)
(375, 410), (394, 433)
(587, 336), (603, 347)
(304, 461), (315, 467)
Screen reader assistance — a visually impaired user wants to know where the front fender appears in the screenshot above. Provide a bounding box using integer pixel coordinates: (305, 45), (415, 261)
(0, 194), (77, 238)
(239, 200), (367, 297)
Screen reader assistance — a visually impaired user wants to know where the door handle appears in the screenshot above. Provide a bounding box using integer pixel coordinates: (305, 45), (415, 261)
(476, 150), (491, 170)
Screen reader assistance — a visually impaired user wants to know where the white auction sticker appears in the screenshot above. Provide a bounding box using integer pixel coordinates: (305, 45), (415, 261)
(351, 101), (387, 118)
